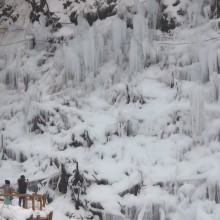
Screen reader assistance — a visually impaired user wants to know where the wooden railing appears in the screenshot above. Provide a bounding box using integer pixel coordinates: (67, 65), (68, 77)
(0, 193), (46, 211)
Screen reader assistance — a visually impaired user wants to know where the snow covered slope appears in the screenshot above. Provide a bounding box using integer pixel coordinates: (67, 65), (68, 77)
(0, 0), (220, 220)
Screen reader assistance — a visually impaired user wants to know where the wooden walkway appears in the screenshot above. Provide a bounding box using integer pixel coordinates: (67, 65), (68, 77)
(0, 193), (53, 220)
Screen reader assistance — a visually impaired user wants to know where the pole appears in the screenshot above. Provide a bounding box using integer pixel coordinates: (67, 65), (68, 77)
(43, 194), (46, 207)
(49, 211), (53, 220)
(32, 193), (35, 211)
(40, 195), (43, 210)
(24, 196), (28, 209)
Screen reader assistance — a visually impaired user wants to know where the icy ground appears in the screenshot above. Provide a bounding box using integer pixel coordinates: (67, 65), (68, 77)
(0, 0), (220, 219)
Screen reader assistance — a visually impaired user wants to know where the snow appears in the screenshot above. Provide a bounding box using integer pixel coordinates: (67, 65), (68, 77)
(46, 0), (64, 13)
(1, 0), (220, 219)
(0, 203), (32, 220)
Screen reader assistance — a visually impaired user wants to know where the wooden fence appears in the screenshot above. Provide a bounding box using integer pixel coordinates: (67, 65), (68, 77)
(0, 193), (53, 220)
(0, 193), (46, 210)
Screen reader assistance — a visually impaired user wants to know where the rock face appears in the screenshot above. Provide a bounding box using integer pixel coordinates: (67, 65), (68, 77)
(1, 0), (219, 31)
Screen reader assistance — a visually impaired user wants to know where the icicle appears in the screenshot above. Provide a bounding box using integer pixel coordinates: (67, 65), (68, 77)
(97, 33), (104, 65)
(71, 37), (83, 59)
(175, 63), (200, 82)
(83, 39), (91, 71)
(137, 206), (146, 220)
(54, 26), (104, 87)
(111, 17), (127, 66)
(129, 38), (143, 73)
(133, 14), (148, 42)
(103, 213), (124, 220)
(181, 53), (192, 67)
(125, 206), (137, 220)
(82, 26), (102, 74)
(206, 182), (220, 203)
(159, 208), (166, 220)
(142, 38), (151, 63)
(117, 1), (127, 20)
(77, 14), (90, 30)
(62, 46), (82, 86)
(39, 14), (47, 27)
(203, 5), (211, 21)
(142, 35), (158, 65)
(3, 67), (18, 89)
(199, 47), (209, 83)
(211, 72), (220, 102)
(137, 204), (161, 220)
(112, 17), (127, 52)
(134, 0), (147, 17)
(217, 49), (220, 73)
(25, 24), (35, 49)
(87, 27), (97, 72)
(145, 0), (160, 29)
(190, 86), (205, 143)
(187, 0), (206, 26)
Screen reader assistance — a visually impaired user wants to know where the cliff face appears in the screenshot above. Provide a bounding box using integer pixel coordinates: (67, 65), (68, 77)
(1, 1), (220, 220)
(1, 0), (219, 30)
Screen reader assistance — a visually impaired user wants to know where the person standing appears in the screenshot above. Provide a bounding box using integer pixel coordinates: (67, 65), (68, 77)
(1, 180), (13, 205)
(17, 175), (28, 208)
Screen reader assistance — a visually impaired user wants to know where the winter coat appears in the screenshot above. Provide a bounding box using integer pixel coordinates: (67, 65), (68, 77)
(2, 184), (12, 205)
(17, 178), (27, 194)
(2, 184), (11, 194)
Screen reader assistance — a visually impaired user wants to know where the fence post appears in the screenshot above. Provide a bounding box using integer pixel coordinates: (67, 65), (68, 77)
(32, 193), (35, 211)
(43, 194), (46, 207)
(24, 196), (28, 209)
(40, 195), (43, 210)
(49, 211), (53, 220)
(37, 214), (40, 220)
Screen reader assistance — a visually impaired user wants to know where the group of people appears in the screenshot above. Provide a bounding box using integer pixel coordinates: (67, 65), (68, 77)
(0, 175), (28, 207)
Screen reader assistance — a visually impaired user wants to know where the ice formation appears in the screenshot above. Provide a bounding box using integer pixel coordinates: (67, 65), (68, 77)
(144, 0), (160, 29)
(129, 38), (143, 73)
(133, 14), (148, 42)
(83, 27), (97, 73)
(1, 1), (220, 220)
(112, 17), (127, 52)
(191, 86), (205, 143)
(53, 26), (104, 88)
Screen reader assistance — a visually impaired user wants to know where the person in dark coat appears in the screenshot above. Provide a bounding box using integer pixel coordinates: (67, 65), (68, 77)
(17, 175), (28, 208)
